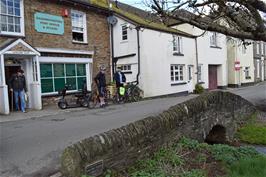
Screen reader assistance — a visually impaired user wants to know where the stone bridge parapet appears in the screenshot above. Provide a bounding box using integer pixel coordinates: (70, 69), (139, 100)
(61, 91), (256, 177)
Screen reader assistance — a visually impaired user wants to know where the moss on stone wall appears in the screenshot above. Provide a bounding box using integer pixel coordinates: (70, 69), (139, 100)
(61, 91), (256, 177)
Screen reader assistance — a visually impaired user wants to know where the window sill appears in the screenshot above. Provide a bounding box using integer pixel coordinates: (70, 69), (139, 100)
(173, 52), (184, 56)
(198, 81), (205, 84)
(210, 46), (222, 49)
(0, 32), (25, 37)
(245, 77), (252, 80)
(120, 40), (128, 44)
(171, 82), (187, 86)
(123, 71), (132, 74)
(72, 41), (88, 45)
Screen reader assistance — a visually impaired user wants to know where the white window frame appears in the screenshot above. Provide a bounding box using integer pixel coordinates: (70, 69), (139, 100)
(210, 32), (218, 47)
(257, 60), (260, 78)
(121, 24), (128, 41)
(119, 64), (131, 72)
(173, 35), (183, 54)
(198, 64), (203, 82)
(170, 64), (185, 83)
(71, 10), (87, 43)
(256, 42), (260, 54)
(242, 45), (246, 54)
(244, 67), (250, 79)
(0, 0), (25, 36)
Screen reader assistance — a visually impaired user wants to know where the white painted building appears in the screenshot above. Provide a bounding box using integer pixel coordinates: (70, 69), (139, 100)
(111, 13), (197, 97)
(172, 24), (228, 90)
(227, 38), (255, 87)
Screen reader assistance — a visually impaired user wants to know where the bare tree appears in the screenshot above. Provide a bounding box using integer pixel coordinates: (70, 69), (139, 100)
(147, 0), (266, 41)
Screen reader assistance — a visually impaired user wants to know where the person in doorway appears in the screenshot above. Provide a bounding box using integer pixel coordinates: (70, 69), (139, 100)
(9, 69), (27, 113)
(94, 67), (107, 107)
(114, 66), (126, 100)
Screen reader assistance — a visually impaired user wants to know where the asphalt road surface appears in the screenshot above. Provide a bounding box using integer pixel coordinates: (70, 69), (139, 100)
(0, 83), (265, 177)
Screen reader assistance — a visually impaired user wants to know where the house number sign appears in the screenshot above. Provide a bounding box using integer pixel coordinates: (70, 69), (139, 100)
(34, 12), (64, 35)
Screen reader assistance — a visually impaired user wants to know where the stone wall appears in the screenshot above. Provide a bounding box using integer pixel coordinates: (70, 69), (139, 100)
(61, 91), (256, 177)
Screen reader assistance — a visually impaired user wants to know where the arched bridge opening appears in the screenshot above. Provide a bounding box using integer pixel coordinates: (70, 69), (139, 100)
(205, 125), (227, 145)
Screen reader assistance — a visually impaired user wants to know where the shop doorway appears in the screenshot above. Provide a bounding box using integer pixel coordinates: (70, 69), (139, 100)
(5, 65), (21, 111)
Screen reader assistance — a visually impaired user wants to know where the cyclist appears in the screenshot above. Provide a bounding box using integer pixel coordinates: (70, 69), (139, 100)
(114, 66), (126, 101)
(94, 66), (107, 107)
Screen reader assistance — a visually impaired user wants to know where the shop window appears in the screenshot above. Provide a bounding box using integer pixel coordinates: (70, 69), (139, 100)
(71, 10), (87, 43)
(40, 63), (87, 94)
(0, 0), (24, 36)
(173, 36), (183, 54)
(122, 24), (128, 41)
(170, 64), (184, 83)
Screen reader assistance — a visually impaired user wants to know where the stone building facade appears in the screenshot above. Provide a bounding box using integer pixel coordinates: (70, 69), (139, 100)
(0, 0), (111, 114)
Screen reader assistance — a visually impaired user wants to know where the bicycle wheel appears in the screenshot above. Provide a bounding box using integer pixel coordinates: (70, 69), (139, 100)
(89, 93), (98, 108)
(131, 89), (141, 102)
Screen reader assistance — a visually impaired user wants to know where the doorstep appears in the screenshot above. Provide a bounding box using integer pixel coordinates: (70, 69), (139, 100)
(0, 105), (87, 123)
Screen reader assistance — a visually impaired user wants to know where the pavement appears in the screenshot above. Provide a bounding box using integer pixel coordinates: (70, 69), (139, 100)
(0, 94), (197, 177)
(0, 82), (265, 177)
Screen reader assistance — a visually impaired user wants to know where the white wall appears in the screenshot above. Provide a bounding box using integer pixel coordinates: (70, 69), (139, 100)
(227, 39), (254, 85)
(113, 18), (138, 82)
(112, 17), (196, 97)
(174, 24), (228, 88)
(139, 29), (196, 97)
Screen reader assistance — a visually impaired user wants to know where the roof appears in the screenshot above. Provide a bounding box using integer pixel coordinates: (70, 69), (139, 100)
(87, 0), (195, 38)
(0, 38), (17, 51)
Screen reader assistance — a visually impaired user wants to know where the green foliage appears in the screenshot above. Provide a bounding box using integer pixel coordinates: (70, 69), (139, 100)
(211, 144), (259, 165)
(228, 156), (266, 177)
(237, 124), (266, 145)
(181, 169), (207, 177)
(194, 84), (204, 94)
(178, 137), (209, 151)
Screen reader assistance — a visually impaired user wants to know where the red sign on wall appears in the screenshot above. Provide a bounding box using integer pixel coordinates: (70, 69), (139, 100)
(235, 61), (240, 71)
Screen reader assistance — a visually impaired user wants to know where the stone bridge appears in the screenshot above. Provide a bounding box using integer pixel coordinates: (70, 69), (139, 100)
(61, 91), (256, 177)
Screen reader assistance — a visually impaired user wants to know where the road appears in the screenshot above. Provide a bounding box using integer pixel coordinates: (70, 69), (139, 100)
(0, 83), (265, 177)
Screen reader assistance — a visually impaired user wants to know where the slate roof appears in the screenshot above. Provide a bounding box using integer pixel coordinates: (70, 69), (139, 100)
(73, 0), (195, 38)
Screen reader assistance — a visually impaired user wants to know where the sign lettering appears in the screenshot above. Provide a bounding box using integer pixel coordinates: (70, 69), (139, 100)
(34, 12), (64, 35)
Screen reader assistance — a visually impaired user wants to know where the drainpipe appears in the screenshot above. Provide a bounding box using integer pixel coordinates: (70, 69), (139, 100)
(110, 24), (115, 78)
(136, 27), (141, 85)
(195, 37), (199, 84)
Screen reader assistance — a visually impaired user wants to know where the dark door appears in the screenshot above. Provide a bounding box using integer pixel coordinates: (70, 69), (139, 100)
(208, 65), (218, 90)
(5, 66), (21, 110)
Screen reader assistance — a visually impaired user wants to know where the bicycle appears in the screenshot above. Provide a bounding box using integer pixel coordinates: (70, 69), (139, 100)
(89, 86), (111, 108)
(112, 81), (142, 104)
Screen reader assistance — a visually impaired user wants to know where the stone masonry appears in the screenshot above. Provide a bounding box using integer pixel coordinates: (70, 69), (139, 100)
(0, 0), (111, 81)
(60, 91), (256, 177)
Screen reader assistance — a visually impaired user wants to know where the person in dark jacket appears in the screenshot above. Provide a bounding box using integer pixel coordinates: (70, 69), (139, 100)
(114, 67), (126, 98)
(94, 67), (106, 107)
(114, 66), (126, 88)
(9, 69), (27, 113)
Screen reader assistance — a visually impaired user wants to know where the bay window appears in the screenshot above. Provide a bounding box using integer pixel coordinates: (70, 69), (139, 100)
(0, 0), (24, 36)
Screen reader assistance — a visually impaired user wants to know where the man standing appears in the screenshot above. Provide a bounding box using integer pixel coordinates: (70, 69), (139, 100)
(9, 69), (27, 113)
(94, 67), (107, 107)
(114, 66), (126, 100)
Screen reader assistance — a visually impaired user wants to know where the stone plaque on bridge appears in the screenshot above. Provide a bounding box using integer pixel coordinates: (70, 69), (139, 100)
(85, 160), (103, 176)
